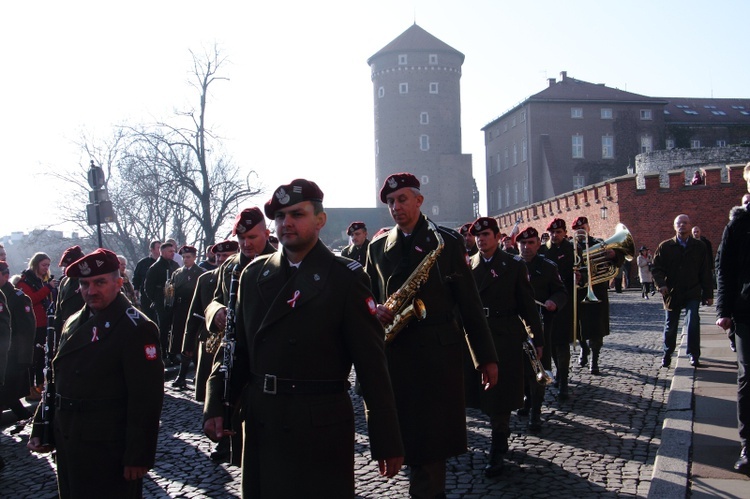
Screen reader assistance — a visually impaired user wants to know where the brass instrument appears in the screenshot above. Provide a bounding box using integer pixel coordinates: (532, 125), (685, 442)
(524, 326), (554, 386)
(383, 220), (444, 344)
(164, 269), (175, 308)
(572, 223), (635, 348)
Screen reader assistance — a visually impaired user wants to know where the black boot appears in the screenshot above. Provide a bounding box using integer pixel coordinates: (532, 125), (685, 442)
(735, 446), (749, 474)
(558, 367), (570, 401)
(172, 355), (192, 389)
(590, 348), (600, 375)
(484, 431), (507, 478)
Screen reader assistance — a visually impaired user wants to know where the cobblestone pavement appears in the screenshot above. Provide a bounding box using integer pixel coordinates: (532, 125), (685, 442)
(0, 290), (676, 498)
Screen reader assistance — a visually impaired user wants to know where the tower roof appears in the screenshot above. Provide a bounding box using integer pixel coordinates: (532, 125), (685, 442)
(368, 24), (464, 65)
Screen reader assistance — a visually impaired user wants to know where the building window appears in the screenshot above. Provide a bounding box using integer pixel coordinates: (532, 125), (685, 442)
(399, 83), (408, 94)
(429, 82), (439, 94)
(503, 123), (508, 133)
(429, 54), (438, 65)
(505, 185), (510, 207)
(432, 205), (439, 216)
(522, 139), (527, 162)
(572, 135), (584, 158)
(602, 136), (614, 158)
(398, 54), (407, 65)
(640, 109), (652, 120)
(513, 182), (518, 205)
(641, 136), (653, 153)
(522, 178), (528, 201)
(601, 108), (613, 119)
(571, 107), (583, 119)
(504, 148), (509, 170)
(378, 86), (385, 98)
(496, 153), (501, 173)
(420, 135), (430, 151)
(420, 112), (429, 124)
(520, 110), (526, 122)
(691, 139), (701, 149)
(513, 143), (518, 165)
(497, 190), (502, 211)
(573, 175), (585, 189)
(421, 175), (430, 185)
(375, 140), (379, 156)
(511, 116), (516, 128)
(717, 139), (727, 147)
(666, 139), (675, 150)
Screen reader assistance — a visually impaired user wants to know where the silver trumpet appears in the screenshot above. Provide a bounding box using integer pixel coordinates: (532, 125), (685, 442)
(524, 327), (554, 386)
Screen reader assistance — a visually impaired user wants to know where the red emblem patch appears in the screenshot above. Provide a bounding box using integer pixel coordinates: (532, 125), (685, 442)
(144, 344), (158, 361)
(366, 297), (377, 315)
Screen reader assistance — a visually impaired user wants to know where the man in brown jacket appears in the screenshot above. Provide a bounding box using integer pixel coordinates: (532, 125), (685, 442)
(651, 214), (714, 368)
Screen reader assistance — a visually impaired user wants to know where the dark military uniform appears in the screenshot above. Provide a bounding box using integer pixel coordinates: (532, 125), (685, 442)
(205, 240), (403, 498)
(184, 269), (219, 402)
(143, 256), (179, 356)
(340, 239), (369, 266)
(576, 235), (624, 371)
(470, 247), (543, 451)
(540, 237), (576, 345)
(132, 256), (156, 321)
(524, 254), (568, 403)
(0, 290), (10, 385)
(31, 293), (164, 499)
(167, 264), (205, 356)
(204, 241), (276, 333)
(0, 281), (36, 406)
(54, 276), (84, 336)
(365, 214), (498, 467)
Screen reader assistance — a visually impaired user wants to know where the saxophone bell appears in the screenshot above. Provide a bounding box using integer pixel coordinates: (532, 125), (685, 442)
(384, 298), (426, 344)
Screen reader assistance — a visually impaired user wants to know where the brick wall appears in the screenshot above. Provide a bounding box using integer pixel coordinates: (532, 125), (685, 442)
(495, 163), (748, 283)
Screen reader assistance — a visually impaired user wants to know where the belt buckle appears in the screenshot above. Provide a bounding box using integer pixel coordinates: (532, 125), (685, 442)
(263, 374), (277, 395)
(483, 307), (490, 318)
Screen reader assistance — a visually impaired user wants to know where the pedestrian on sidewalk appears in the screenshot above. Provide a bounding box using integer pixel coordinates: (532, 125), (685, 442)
(651, 214), (713, 368)
(636, 246), (653, 299)
(715, 162), (750, 474)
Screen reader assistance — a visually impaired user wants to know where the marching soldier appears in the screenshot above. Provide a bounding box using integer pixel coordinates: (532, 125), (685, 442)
(203, 179), (404, 497)
(28, 248), (164, 498)
(538, 218), (576, 399)
(340, 221), (369, 266)
(144, 241), (179, 364)
(459, 222), (479, 257)
(54, 245), (85, 336)
(517, 226), (567, 425)
(203, 207), (276, 465)
(469, 217), (543, 476)
(572, 216), (623, 374)
(132, 240), (161, 322)
(365, 173), (498, 497)
(183, 240), (238, 463)
(169, 246), (205, 389)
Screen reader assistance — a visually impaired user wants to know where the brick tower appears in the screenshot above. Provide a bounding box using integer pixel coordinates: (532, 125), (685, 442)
(368, 24), (475, 227)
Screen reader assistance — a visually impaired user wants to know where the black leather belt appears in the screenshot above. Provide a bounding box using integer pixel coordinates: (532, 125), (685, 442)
(55, 394), (126, 412)
(484, 308), (518, 318)
(251, 373), (350, 395)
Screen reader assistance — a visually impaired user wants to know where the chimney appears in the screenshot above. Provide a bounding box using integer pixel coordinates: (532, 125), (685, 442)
(560, 71), (567, 80)
(548, 78), (556, 87)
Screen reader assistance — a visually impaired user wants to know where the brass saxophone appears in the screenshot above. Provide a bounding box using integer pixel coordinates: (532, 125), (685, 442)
(383, 220), (444, 344)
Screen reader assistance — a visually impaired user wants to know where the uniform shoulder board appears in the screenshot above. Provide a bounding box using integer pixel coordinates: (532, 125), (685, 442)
(335, 255), (363, 272)
(126, 307), (144, 326)
(371, 229), (390, 243)
(438, 226), (461, 241)
(542, 257), (559, 269)
(513, 255), (524, 262)
(15, 289), (25, 296)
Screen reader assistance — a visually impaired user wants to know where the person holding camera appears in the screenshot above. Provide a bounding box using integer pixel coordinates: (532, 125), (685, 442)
(17, 252), (58, 400)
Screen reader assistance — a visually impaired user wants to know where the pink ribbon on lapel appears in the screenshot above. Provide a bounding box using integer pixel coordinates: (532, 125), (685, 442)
(491, 269), (498, 278)
(287, 290), (301, 308)
(91, 326), (99, 342)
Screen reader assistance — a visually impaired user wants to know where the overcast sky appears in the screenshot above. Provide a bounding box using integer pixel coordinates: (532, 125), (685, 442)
(2, 0), (749, 237)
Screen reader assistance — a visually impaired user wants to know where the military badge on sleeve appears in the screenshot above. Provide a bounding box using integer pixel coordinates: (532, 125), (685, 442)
(366, 297), (377, 315)
(144, 344), (158, 361)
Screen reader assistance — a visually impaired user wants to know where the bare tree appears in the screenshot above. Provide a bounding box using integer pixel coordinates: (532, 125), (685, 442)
(55, 45), (261, 262)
